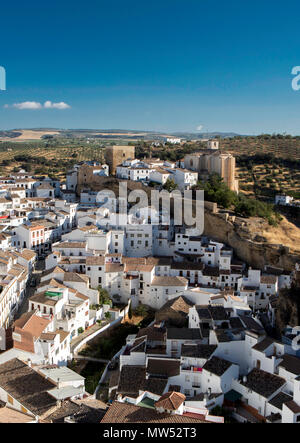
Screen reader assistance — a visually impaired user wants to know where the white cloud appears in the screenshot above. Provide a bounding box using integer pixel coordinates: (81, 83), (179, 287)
(11, 101), (43, 110)
(4, 100), (71, 110)
(196, 124), (203, 131)
(43, 100), (71, 109)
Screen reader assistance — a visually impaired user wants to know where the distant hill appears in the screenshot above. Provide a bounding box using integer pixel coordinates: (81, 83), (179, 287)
(0, 128), (243, 142)
(171, 131), (243, 139)
(0, 130), (22, 138)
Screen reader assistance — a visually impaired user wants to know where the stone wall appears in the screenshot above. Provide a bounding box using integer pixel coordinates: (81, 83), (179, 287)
(203, 207), (299, 271)
(105, 145), (135, 175)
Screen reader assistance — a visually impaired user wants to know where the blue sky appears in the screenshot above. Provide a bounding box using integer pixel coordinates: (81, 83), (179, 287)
(1, 0), (300, 134)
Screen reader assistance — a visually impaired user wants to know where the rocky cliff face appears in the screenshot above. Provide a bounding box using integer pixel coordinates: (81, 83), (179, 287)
(204, 210), (300, 271)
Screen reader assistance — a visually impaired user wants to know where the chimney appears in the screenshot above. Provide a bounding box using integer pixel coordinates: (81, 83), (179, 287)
(243, 375), (247, 383)
(27, 358), (32, 368)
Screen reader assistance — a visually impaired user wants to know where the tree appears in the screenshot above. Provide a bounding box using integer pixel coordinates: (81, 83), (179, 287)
(195, 173), (237, 209)
(105, 312), (111, 320)
(163, 178), (178, 193)
(134, 304), (149, 318)
(98, 286), (112, 306)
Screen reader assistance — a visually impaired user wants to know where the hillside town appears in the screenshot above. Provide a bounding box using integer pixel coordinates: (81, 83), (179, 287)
(0, 143), (299, 424)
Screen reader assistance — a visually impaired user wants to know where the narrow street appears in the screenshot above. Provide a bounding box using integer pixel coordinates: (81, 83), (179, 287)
(14, 259), (45, 321)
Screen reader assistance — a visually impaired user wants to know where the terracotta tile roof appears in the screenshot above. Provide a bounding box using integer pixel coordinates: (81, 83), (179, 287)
(109, 370), (120, 389)
(105, 263), (124, 273)
(155, 391), (186, 410)
(125, 263), (154, 272)
(7, 267), (24, 277)
(27, 224), (45, 231)
(37, 183), (54, 189)
(181, 344), (217, 359)
(122, 257), (147, 265)
(20, 249), (37, 261)
(46, 398), (106, 423)
(13, 312), (51, 352)
(0, 358), (57, 416)
(239, 315), (265, 333)
(86, 256), (105, 266)
(146, 257), (172, 266)
(151, 276), (188, 287)
(159, 295), (194, 315)
(261, 275), (277, 284)
(101, 401), (206, 423)
(202, 266), (220, 277)
(63, 272), (89, 283)
(79, 225), (97, 231)
(252, 337), (274, 353)
(143, 378), (167, 396)
(278, 354), (300, 375)
(167, 328), (201, 340)
(203, 356), (233, 376)
(0, 406), (34, 423)
(42, 266), (65, 277)
(269, 392), (293, 410)
(196, 305), (228, 321)
(56, 242), (86, 248)
(241, 368), (286, 398)
(147, 358), (180, 377)
(137, 325), (166, 341)
(118, 366), (146, 396)
(45, 400), (88, 423)
(38, 278), (66, 289)
(29, 291), (60, 306)
(40, 332), (57, 341)
(73, 291), (89, 301)
(285, 400), (300, 414)
(13, 311), (36, 329)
